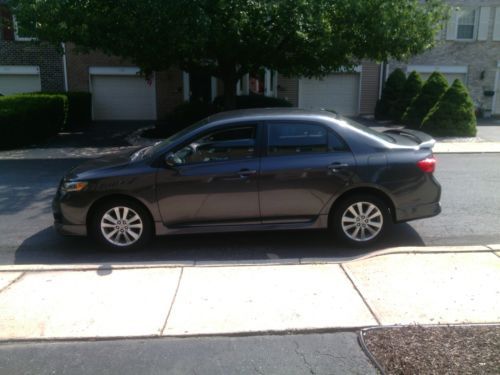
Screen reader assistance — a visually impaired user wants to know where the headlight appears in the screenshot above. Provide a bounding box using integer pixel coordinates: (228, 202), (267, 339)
(61, 181), (88, 193)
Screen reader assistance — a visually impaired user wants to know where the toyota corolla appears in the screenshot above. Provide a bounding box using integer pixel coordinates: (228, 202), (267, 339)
(53, 108), (441, 249)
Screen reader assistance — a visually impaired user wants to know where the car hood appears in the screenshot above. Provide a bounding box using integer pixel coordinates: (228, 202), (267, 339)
(65, 148), (141, 180)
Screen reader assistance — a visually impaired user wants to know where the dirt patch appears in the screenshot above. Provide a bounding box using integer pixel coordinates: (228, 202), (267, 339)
(362, 325), (500, 374)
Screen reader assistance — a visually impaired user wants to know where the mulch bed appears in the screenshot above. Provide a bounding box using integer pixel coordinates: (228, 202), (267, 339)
(361, 325), (500, 375)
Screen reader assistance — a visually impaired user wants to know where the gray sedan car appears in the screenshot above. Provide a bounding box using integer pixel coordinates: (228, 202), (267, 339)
(53, 108), (441, 249)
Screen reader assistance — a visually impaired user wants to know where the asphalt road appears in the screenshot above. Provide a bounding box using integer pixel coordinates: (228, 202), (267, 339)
(0, 332), (376, 375)
(0, 152), (499, 265)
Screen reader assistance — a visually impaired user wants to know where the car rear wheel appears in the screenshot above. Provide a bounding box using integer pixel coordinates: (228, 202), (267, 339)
(332, 194), (389, 246)
(90, 199), (153, 250)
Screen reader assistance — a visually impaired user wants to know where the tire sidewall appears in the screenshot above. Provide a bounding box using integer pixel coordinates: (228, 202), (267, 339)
(90, 199), (153, 250)
(332, 194), (390, 247)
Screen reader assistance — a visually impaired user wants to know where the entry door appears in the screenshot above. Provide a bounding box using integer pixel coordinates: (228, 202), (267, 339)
(259, 121), (356, 221)
(156, 124), (261, 226)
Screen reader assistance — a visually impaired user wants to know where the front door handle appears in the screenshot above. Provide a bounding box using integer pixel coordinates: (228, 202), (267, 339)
(328, 163), (349, 172)
(238, 169), (257, 178)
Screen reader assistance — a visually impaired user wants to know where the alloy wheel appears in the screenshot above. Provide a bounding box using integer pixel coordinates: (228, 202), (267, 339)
(100, 206), (143, 247)
(341, 201), (383, 242)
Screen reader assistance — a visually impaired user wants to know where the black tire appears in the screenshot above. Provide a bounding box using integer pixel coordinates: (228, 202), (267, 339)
(89, 198), (153, 250)
(331, 194), (390, 247)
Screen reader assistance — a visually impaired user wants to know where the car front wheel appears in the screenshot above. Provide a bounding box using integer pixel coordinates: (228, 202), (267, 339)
(90, 199), (153, 250)
(332, 195), (389, 246)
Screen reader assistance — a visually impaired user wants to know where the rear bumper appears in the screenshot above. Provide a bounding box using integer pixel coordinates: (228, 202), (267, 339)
(395, 201), (441, 223)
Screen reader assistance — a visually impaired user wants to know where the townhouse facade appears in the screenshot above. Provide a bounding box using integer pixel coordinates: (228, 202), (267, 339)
(0, 1), (65, 95)
(389, 0), (500, 117)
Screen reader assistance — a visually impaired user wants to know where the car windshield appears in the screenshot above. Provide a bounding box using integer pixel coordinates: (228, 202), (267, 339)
(132, 117), (211, 160)
(337, 115), (395, 143)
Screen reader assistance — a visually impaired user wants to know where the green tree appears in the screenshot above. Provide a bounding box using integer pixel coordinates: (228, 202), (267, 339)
(375, 68), (406, 121)
(393, 71), (423, 121)
(421, 79), (477, 137)
(9, 0), (448, 109)
(402, 72), (449, 128)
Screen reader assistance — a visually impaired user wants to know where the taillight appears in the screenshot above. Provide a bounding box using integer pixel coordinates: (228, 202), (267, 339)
(417, 157), (436, 173)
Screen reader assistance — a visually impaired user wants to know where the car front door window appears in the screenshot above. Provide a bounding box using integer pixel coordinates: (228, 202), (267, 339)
(172, 126), (257, 165)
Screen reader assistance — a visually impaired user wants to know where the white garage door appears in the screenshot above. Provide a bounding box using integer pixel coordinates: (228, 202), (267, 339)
(419, 73), (467, 85)
(0, 74), (41, 95)
(91, 75), (156, 120)
(299, 74), (360, 116)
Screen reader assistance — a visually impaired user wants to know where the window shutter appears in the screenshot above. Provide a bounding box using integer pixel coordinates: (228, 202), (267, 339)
(494, 7), (500, 41)
(446, 9), (458, 40)
(477, 7), (490, 41)
(0, 7), (14, 41)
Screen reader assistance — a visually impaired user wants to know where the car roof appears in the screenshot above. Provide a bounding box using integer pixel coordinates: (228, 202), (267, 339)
(206, 108), (340, 123)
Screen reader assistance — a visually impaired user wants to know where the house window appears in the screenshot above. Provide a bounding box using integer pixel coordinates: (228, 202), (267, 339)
(457, 9), (476, 40)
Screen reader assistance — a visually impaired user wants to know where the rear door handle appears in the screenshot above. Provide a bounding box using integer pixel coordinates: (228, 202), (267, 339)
(328, 163), (349, 172)
(238, 169), (257, 178)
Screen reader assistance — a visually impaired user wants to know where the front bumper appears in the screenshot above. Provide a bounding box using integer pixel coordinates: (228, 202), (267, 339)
(52, 194), (87, 237)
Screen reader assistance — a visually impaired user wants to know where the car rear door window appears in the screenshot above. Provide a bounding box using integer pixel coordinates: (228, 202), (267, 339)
(267, 122), (347, 155)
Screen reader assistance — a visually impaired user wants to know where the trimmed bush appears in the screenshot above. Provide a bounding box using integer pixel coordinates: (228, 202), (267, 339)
(393, 71), (423, 122)
(375, 68), (406, 121)
(421, 79), (477, 137)
(402, 72), (448, 128)
(0, 94), (67, 149)
(213, 94), (293, 110)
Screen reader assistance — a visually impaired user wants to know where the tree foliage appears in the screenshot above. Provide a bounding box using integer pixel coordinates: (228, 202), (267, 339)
(375, 68), (406, 121)
(9, 0), (448, 108)
(421, 79), (477, 137)
(393, 71), (423, 121)
(402, 72), (448, 128)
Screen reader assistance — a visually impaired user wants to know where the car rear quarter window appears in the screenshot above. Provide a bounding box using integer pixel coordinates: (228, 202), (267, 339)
(267, 122), (348, 156)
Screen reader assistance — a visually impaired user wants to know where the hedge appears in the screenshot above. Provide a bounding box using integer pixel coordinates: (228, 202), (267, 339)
(25, 91), (92, 130)
(213, 94), (293, 110)
(0, 94), (67, 149)
(421, 79), (477, 137)
(155, 95), (293, 137)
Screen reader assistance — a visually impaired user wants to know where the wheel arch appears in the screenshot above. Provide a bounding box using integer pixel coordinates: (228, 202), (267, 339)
(86, 194), (156, 235)
(327, 186), (397, 225)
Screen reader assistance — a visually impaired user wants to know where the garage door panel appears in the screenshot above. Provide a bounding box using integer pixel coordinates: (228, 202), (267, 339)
(299, 74), (359, 116)
(91, 75), (156, 121)
(0, 74), (41, 95)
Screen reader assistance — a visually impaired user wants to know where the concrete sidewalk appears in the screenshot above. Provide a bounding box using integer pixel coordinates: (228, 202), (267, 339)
(0, 245), (498, 341)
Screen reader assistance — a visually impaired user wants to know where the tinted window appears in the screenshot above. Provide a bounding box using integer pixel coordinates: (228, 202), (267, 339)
(173, 126), (256, 164)
(268, 123), (347, 155)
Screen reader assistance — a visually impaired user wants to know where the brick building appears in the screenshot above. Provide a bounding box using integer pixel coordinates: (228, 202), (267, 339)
(0, 1), (65, 95)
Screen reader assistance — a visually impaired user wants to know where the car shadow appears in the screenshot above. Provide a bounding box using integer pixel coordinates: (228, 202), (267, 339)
(14, 223), (425, 265)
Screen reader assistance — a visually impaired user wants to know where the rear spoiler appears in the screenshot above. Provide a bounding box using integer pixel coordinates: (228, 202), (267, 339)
(383, 129), (436, 149)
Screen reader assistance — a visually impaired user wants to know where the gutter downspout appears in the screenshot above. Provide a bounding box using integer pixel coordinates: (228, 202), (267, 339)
(62, 42), (68, 92)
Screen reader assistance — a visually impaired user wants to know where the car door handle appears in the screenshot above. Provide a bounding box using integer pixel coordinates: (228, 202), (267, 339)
(328, 163), (349, 172)
(238, 169), (257, 178)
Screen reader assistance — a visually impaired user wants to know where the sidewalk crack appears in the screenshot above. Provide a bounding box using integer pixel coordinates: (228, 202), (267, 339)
(160, 267), (184, 335)
(0, 272), (25, 294)
(340, 264), (381, 325)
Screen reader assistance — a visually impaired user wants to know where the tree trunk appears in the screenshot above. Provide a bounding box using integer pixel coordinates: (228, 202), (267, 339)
(222, 75), (238, 111)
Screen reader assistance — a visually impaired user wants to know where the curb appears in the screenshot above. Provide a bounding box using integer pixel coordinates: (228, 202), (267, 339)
(0, 245), (497, 273)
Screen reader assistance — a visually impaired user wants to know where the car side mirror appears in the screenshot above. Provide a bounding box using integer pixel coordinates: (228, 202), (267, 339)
(164, 153), (178, 167)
